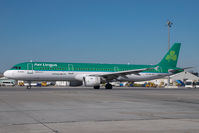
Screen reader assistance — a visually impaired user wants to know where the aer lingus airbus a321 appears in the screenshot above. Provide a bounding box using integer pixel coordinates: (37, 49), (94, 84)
(4, 43), (186, 89)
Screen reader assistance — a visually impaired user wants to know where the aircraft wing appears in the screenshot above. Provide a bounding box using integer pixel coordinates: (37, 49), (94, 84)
(90, 67), (156, 80)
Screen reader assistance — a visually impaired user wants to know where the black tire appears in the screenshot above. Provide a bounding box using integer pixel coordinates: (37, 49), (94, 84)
(26, 86), (31, 89)
(105, 83), (112, 89)
(94, 86), (100, 89)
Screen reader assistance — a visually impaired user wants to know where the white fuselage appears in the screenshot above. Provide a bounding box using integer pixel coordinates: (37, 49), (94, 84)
(4, 70), (169, 82)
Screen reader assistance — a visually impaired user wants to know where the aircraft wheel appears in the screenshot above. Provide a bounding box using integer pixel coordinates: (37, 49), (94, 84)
(94, 86), (100, 89)
(105, 83), (112, 89)
(26, 82), (32, 89)
(26, 86), (31, 89)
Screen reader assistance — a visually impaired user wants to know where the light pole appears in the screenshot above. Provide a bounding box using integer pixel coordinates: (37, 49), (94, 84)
(167, 21), (173, 50)
(167, 20), (173, 87)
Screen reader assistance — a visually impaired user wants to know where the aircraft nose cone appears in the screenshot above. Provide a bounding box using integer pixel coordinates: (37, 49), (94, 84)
(3, 70), (12, 78)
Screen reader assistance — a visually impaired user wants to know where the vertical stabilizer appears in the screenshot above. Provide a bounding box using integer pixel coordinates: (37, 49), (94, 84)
(157, 43), (181, 67)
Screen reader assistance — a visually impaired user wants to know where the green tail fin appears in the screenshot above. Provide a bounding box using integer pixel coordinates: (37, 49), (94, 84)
(157, 43), (181, 67)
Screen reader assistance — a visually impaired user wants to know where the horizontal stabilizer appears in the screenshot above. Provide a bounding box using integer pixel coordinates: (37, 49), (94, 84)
(168, 67), (193, 73)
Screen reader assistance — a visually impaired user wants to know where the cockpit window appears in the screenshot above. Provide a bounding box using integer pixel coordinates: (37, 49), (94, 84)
(12, 66), (21, 69)
(12, 67), (17, 69)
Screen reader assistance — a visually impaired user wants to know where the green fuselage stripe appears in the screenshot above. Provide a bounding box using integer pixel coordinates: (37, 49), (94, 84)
(10, 62), (181, 73)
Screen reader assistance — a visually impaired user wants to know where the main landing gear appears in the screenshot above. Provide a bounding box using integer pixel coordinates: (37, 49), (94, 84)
(93, 83), (113, 89)
(94, 85), (100, 89)
(105, 83), (112, 89)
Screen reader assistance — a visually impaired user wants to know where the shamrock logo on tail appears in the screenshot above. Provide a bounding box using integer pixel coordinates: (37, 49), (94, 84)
(166, 51), (177, 62)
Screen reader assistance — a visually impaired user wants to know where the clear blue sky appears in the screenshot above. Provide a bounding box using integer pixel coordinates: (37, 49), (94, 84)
(0, 0), (199, 72)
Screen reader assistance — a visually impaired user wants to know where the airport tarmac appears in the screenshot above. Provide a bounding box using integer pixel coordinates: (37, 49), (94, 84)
(0, 87), (199, 133)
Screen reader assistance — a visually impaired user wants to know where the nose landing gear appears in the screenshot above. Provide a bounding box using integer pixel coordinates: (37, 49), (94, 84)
(26, 81), (32, 89)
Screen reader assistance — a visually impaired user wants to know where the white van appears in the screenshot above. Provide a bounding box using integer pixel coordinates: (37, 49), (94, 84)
(185, 80), (194, 88)
(0, 81), (15, 86)
(195, 81), (199, 88)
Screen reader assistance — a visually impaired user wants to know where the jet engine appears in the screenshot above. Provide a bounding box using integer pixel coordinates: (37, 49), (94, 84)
(83, 76), (101, 87)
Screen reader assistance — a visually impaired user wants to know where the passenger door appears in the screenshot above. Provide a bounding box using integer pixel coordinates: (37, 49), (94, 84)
(68, 64), (74, 71)
(27, 63), (33, 74)
(114, 67), (119, 72)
